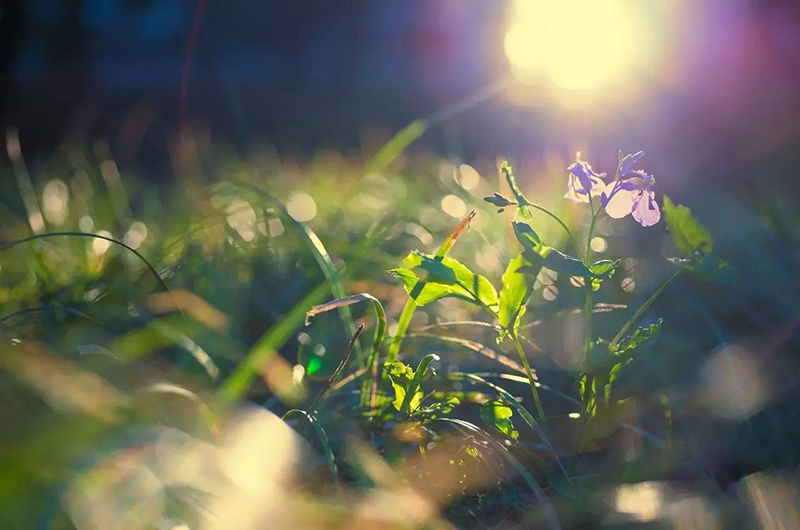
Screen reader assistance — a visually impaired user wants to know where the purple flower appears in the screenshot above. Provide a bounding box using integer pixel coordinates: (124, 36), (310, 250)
(602, 170), (661, 227)
(618, 150), (645, 177)
(564, 160), (606, 203)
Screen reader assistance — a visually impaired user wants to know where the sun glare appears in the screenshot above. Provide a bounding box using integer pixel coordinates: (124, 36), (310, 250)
(505, 0), (645, 91)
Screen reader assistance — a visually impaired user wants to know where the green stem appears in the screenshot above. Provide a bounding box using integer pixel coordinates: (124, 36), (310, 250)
(584, 200), (601, 359)
(509, 330), (547, 429)
(527, 203), (584, 261)
(386, 299), (416, 364)
(609, 269), (682, 348)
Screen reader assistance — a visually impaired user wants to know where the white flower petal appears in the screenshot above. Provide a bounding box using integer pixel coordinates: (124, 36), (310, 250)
(604, 186), (636, 219)
(632, 191), (661, 227)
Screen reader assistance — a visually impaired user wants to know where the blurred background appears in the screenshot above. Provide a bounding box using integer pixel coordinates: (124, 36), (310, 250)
(2, 1), (800, 528)
(2, 0), (800, 183)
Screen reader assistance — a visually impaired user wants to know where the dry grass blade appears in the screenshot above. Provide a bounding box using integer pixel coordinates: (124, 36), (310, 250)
(409, 332), (530, 376)
(308, 323), (366, 414)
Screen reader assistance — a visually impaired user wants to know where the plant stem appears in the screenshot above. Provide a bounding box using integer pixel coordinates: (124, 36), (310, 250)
(527, 203), (584, 261)
(509, 330), (547, 429)
(584, 199), (600, 358)
(386, 298), (416, 364)
(609, 269), (682, 348)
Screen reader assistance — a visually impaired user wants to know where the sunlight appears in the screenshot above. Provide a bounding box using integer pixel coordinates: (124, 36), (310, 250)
(505, 0), (646, 90)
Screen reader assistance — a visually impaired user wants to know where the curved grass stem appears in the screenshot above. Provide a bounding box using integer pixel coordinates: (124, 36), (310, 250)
(509, 330), (547, 430)
(610, 269), (682, 349)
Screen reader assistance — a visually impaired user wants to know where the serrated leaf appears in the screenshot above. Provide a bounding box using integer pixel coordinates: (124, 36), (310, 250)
(588, 319), (663, 374)
(389, 267), (469, 306)
(614, 318), (663, 356)
(498, 253), (539, 341)
(668, 254), (736, 284)
(663, 195), (713, 255)
(385, 361), (423, 412)
(416, 396), (460, 418)
(395, 251), (499, 311)
(480, 399), (519, 440)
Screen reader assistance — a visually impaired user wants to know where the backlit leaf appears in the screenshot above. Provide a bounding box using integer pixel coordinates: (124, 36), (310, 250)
(480, 399), (519, 440)
(668, 254), (737, 284)
(662, 195), (713, 255)
(498, 252), (539, 342)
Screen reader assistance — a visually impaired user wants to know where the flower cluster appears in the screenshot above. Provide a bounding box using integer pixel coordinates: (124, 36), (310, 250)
(564, 151), (660, 227)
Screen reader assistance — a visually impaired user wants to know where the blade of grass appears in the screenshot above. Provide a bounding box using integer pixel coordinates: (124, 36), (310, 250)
(230, 182), (363, 362)
(400, 353), (439, 414)
(219, 281), (330, 402)
(0, 232), (174, 302)
(303, 293), (387, 409)
(0, 305), (101, 327)
(282, 409), (340, 489)
(367, 79), (511, 174)
(408, 333), (526, 374)
(308, 323), (365, 414)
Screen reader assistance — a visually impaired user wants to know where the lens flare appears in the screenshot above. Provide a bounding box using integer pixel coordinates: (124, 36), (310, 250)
(505, 0), (646, 90)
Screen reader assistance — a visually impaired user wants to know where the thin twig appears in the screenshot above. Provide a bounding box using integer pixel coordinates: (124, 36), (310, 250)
(308, 323), (365, 414)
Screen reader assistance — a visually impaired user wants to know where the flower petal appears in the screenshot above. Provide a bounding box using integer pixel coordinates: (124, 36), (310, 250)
(603, 184), (636, 219)
(632, 191), (661, 227)
(589, 175), (606, 197)
(564, 174), (589, 203)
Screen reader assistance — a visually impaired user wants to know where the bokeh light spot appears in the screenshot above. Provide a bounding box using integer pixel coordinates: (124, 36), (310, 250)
(286, 192), (317, 222)
(441, 194), (467, 218)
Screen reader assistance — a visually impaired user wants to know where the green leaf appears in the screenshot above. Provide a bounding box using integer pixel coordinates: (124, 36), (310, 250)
(386, 361), (423, 412)
(668, 254), (737, 284)
(585, 320), (663, 406)
(480, 399), (519, 440)
(484, 192), (516, 209)
(393, 251), (499, 311)
(415, 396), (460, 418)
(389, 267), (469, 306)
(663, 195), (713, 255)
(498, 253), (540, 342)
(513, 221), (592, 278)
(512, 221), (543, 254)
(589, 259), (619, 278)
(578, 398), (635, 453)
(614, 318), (663, 356)
(589, 259), (620, 291)
(588, 319), (663, 373)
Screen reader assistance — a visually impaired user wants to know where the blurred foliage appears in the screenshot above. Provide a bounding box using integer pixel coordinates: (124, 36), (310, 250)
(0, 133), (799, 529)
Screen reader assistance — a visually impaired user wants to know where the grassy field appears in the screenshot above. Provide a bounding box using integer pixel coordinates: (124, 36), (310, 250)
(1, 129), (798, 529)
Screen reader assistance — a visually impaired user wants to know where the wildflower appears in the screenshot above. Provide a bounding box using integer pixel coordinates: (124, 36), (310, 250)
(602, 170), (661, 227)
(618, 150), (645, 177)
(564, 159), (606, 203)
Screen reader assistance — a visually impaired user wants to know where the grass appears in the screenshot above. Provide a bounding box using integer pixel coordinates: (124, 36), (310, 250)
(0, 129), (798, 529)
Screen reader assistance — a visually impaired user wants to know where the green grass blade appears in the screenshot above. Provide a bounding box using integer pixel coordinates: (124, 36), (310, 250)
(303, 293), (387, 410)
(229, 182), (362, 362)
(400, 353), (439, 413)
(308, 323), (365, 414)
(367, 120), (427, 174)
(219, 282), (330, 402)
(282, 409), (340, 489)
